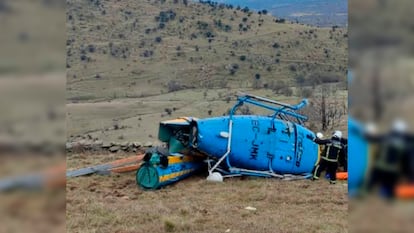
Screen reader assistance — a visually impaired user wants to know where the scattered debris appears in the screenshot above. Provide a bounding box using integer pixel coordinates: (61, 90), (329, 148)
(66, 154), (144, 178)
(244, 206), (257, 211)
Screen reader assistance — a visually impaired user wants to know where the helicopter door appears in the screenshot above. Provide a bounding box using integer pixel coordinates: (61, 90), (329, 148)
(270, 120), (296, 173)
(292, 124), (304, 172)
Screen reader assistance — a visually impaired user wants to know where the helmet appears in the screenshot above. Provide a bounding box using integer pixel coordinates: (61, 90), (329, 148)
(392, 119), (407, 133)
(332, 130), (342, 139)
(316, 132), (324, 139)
(365, 122), (377, 135)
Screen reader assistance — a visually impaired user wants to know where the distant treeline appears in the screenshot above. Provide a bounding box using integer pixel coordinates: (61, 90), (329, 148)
(198, 0), (247, 12)
(198, 1), (277, 20)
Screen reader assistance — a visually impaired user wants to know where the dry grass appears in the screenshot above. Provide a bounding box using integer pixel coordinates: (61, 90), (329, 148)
(67, 153), (347, 233)
(66, 1), (348, 231)
(0, 153), (66, 233)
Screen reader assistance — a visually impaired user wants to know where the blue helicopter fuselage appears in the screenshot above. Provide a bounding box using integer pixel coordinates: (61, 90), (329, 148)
(196, 115), (319, 174)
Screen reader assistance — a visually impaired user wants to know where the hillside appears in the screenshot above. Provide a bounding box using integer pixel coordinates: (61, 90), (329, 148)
(66, 0), (348, 143)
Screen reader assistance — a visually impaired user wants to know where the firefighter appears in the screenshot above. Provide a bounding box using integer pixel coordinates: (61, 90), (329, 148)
(364, 119), (412, 199)
(312, 130), (346, 184)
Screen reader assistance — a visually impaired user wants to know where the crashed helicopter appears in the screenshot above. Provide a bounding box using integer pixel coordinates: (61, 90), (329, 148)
(136, 94), (324, 189)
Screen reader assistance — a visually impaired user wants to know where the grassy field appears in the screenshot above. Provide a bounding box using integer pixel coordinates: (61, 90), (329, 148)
(67, 87), (348, 145)
(67, 152), (348, 233)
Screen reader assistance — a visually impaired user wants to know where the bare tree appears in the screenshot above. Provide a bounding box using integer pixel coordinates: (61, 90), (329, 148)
(300, 85), (347, 132)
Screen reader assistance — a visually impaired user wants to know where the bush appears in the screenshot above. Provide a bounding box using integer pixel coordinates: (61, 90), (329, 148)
(155, 37), (162, 43)
(142, 50), (153, 57)
(289, 64), (297, 72)
(167, 80), (182, 92)
(164, 108), (172, 115)
(280, 87), (293, 96)
(223, 25), (232, 32)
(295, 75), (305, 85)
(275, 18), (285, 23)
(238, 105), (253, 115)
(272, 42), (280, 48)
(271, 80), (285, 93)
(300, 88), (313, 98)
(239, 55), (246, 61)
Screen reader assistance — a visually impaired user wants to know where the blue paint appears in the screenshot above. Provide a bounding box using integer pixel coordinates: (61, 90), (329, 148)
(348, 117), (369, 196)
(152, 94), (320, 183)
(197, 115), (318, 175)
(136, 153), (205, 189)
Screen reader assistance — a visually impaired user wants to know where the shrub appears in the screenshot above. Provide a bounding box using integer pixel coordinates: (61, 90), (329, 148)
(295, 75), (305, 85)
(167, 80), (182, 92)
(300, 88), (313, 98)
(280, 87), (293, 96)
(165, 108), (172, 115)
(275, 18), (285, 23)
(155, 37), (162, 43)
(272, 42), (280, 48)
(271, 80), (286, 93)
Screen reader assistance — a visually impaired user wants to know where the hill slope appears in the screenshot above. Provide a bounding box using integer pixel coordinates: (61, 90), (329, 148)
(66, 0), (347, 142)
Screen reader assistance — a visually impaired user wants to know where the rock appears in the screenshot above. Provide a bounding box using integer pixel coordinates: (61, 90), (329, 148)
(111, 142), (120, 146)
(94, 140), (103, 146)
(92, 140), (103, 150)
(144, 141), (153, 147)
(120, 141), (129, 147)
(244, 206), (257, 211)
(132, 142), (142, 147)
(102, 142), (111, 148)
(80, 140), (93, 148)
(78, 139), (87, 146)
(109, 146), (120, 153)
(65, 142), (73, 150)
